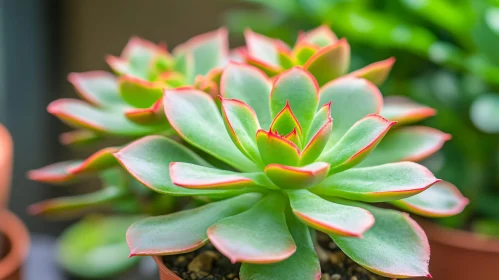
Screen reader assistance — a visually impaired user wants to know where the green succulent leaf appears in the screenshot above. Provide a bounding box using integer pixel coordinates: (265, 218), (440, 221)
(68, 71), (125, 107)
(174, 28), (228, 81)
(28, 187), (125, 218)
(348, 57), (395, 86)
(163, 87), (259, 172)
(288, 189), (374, 237)
(221, 98), (262, 164)
(208, 193), (296, 264)
(319, 114), (395, 174)
(115, 136), (251, 197)
(270, 101), (303, 137)
(118, 76), (164, 108)
(319, 77), (383, 147)
(264, 162), (330, 189)
(312, 162), (440, 202)
(381, 97), (436, 125)
(256, 130), (300, 166)
(244, 29), (282, 69)
(221, 62), (273, 129)
(331, 203), (430, 278)
(298, 25), (338, 48)
(170, 162), (270, 190)
(58, 215), (142, 278)
(304, 39), (350, 86)
(292, 44), (318, 65)
(47, 99), (158, 136)
(270, 67), (319, 134)
(392, 181), (469, 218)
(239, 208), (321, 280)
(59, 130), (102, 146)
(67, 147), (120, 176)
(124, 98), (168, 126)
(300, 118), (333, 165)
(28, 160), (82, 184)
(127, 193), (262, 256)
(360, 127), (451, 167)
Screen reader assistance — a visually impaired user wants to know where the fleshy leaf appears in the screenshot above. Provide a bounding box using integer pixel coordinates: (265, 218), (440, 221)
(270, 67), (319, 134)
(221, 62), (272, 129)
(173, 28), (228, 81)
(208, 193), (296, 264)
(67, 147), (120, 175)
(298, 25), (338, 48)
(288, 189), (374, 237)
(256, 130), (300, 166)
(239, 208), (321, 280)
(305, 102), (332, 143)
(48, 99), (158, 136)
(28, 187), (124, 218)
(270, 101), (302, 136)
(124, 98), (167, 126)
(381, 97), (436, 124)
(283, 128), (302, 148)
(304, 39), (350, 86)
(59, 130), (102, 146)
(244, 29), (282, 69)
(163, 87), (258, 172)
(348, 57), (395, 86)
(115, 136), (252, 196)
(220, 98), (262, 164)
(127, 193), (262, 256)
(170, 162), (269, 190)
(67, 71), (124, 107)
(319, 114), (395, 174)
(392, 181), (469, 218)
(331, 203), (430, 278)
(28, 161), (82, 184)
(58, 216), (141, 278)
(319, 77), (383, 146)
(312, 162), (440, 202)
(360, 126), (451, 166)
(118, 76), (164, 108)
(264, 162), (330, 189)
(292, 43), (319, 65)
(300, 118), (333, 165)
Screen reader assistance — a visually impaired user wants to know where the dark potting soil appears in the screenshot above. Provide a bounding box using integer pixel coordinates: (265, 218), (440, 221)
(162, 232), (391, 280)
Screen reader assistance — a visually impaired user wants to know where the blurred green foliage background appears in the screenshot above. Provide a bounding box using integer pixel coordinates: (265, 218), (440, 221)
(227, 0), (499, 234)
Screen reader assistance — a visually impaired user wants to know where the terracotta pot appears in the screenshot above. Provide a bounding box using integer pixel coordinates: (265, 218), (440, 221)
(153, 256), (182, 280)
(0, 210), (30, 280)
(418, 219), (499, 280)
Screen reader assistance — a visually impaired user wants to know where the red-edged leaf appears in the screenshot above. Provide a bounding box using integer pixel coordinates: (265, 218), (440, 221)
(330, 202), (431, 278)
(67, 71), (123, 107)
(124, 98), (167, 125)
(67, 147), (120, 176)
(392, 181), (469, 218)
(304, 39), (350, 86)
(208, 194), (296, 264)
(256, 129), (300, 166)
(118, 75), (164, 108)
(298, 25), (338, 48)
(381, 96), (436, 124)
(348, 57), (395, 86)
(300, 118), (333, 165)
(28, 187), (124, 218)
(319, 114), (395, 174)
(361, 126), (451, 166)
(28, 161), (82, 184)
(48, 99), (158, 136)
(292, 43), (319, 65)
(244, 29), (283, 69)
(270, 101), (302, 136)
(59, 130), (101, 146)
(312, 162), (440, 202)
(220, 98), (262, 164)
(163, 87), (258, 172)
(221, 62), (272, 128)
(270, 67), (319, 134)
(127, 193), (262, 256)
(170, 162), (268, 190)
(288, 189), (374, 237)
(246, 57), (282, 76)
(283, 128), (302, 148)
(264, 162), (329, 189)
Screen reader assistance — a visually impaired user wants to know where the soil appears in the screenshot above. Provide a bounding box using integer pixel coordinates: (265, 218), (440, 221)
(162, 232), (391, 280)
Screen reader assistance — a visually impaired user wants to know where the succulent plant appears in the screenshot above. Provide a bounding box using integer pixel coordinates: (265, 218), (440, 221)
(239, 26), (395, 87)
(117, 62), (468, 278)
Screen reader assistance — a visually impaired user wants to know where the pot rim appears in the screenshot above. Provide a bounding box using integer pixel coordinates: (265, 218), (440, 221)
(419, 219), (499, 253)
(0, 210), (30, 279)
(153, 255), (182, 280)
